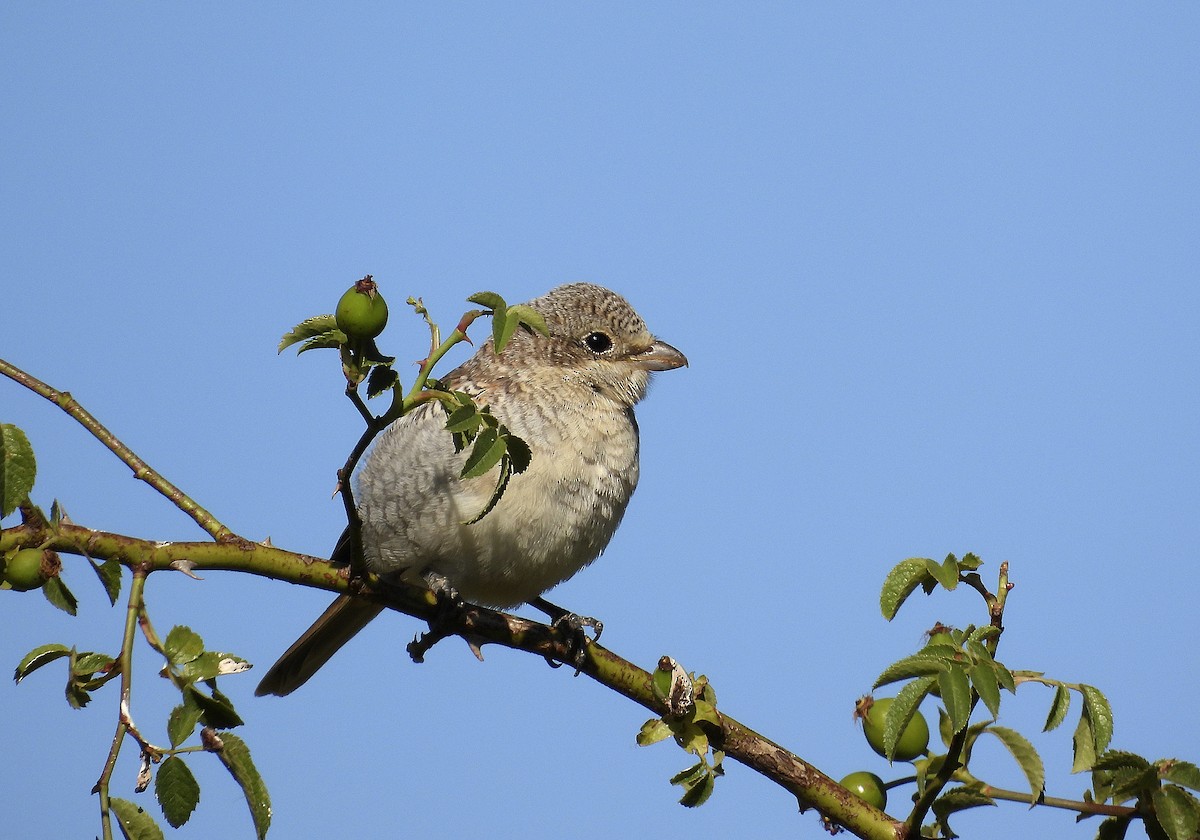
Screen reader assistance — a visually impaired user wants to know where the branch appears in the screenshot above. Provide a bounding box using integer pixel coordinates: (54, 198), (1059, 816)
(0, 520), (903, 840)
(0, 358), (235, 542)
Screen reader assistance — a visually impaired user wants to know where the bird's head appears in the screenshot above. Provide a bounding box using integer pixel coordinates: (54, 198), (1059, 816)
(510, 283), (687, 407)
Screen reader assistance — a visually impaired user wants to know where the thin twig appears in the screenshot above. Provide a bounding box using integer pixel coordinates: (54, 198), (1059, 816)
(0, 358), (235, 542)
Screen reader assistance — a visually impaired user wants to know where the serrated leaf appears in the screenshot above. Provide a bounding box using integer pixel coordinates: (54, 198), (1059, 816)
(297, 332), (347, 354)
(42, 575), (77, 615)
(1161, 760), (1200, 793)
(365, 365), (399, 399)
(939, 665), (973, 734)
(506, 303), (549, 337)
(926, 554), (960, 590)
(678, 767), (716, 808)
(155, 756), (200, 829)
(885, 676), (936, 761)
(1, 424), (36, 519)
(180, 652), (251, 682)
(14, 643), (71, 683)
(1081, 685), (1114, 755)
(444, 404), (483, 434)
(277, 314), (338, 353)
(1095, 751), (1152, 772)
(213, 732), (272, 840)
(880, 557), (934, 620)
(503, 432), (532, 474)
(188, 686), (244, 729)
(958, 552), (983, 570)
(987, 726), (1045, 803)
(692, 699), (721, 728)
(966, 625), (1000, 645)
(970, 660), (1002, 719)
(168, 699), (203, 748)
(1073, 709), (1098, 773)
(467, 291), (506, 311)
(874, 652), (948, 689)
(931, 785), (996, 839)
(1153, 785), (1199, 840)
(165, 626), (204, 666)
(637, 718), (672, 746)
(110, 797), (165, 840)
(73, 651), (115, 676)
(89, 557), (122, 606)
(669, 761), (708, 787)
(461, 427), (505, 479)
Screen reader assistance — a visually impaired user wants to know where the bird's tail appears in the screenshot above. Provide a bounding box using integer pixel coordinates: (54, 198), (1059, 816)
(255, 595), (384, 696)
(256, 529), (382, 697)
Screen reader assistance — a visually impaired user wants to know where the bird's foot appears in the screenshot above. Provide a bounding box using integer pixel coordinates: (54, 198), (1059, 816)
(406, 573), (465, 663)
(529, 596), (603, 674)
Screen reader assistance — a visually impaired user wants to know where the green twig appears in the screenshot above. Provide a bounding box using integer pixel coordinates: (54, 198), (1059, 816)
(93, 566), (148, 840)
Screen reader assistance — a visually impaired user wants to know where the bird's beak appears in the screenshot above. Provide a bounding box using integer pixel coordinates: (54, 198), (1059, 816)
(630, 339), (688, 371)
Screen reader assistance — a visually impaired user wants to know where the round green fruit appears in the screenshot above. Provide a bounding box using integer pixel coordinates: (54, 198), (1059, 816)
(335, 276), (388, 340)
(840, 771), (887, 810)
(861, 696), (930, 762)
(4, 548), (49, 591)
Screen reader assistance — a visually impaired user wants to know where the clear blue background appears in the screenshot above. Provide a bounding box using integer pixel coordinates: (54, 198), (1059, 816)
(2, 5), (1197, 839)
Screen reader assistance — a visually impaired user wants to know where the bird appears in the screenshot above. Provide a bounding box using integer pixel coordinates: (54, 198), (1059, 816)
(256, 282), (687, 696)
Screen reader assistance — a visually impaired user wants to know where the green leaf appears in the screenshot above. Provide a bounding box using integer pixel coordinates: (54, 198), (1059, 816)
(110, 797), (165, 840)
(636, 718), (672, 747)
(188, 685), (244, 729)
(966, 625), (1000, 646)
(931, 784), (996, 839)
(939, 665), (973, 734)
(506, 303), (549, 337)
(503, 432), (532, 474)
(168, 698), (204, 748)
(678, 768), (715, 808)
(155, 756), (200, 829)
(179, 652), (251, 682)
(89, 557), (123, 606)
(444, 403), (483, 434)
(297, 331), (347, 354)
(365, 365), (399, 399)
(969, 660), (1002, 719)
(958, 552), (983, 571)
(880, 557), (934, 620)
(874, 652), (948, 689)
(42, 575), (77, 615)
(1044, 684), (1071, 732)
(73, 651), (115, 677)
(1160, 760), (1200, 793)
(885, 676), (936, 761)
(0, 424), (36, 519)
(165, 626), (204, 666)
(461, 427), (505, 479)
(212, 732), (272, 840)
(1081, 684), (1114, 755)
(14, 643), (71, 683)
(1073, 707), (1098, 773)
(1153, 785), (1199, 840)
(277, 314), (338, 353)
(467, 291), (506, 311)
(1095, 751), (1152, 772)
(1096, 816), (1133, 840)
(987, 726), (1045, 803)
(926, 553), (960, 590)
(492, 306), (517, 352)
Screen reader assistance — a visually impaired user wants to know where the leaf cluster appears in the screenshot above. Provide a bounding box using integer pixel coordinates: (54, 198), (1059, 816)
(636, 657), (725, 807)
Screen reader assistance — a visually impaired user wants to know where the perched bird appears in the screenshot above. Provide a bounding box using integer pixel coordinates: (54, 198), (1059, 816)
(256, 283), (686, 696)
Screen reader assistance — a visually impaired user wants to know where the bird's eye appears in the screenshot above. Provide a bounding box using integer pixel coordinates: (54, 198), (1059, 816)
(584, 331), (613, 353)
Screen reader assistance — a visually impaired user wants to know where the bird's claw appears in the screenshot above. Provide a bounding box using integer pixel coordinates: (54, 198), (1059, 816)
(545, 611), (602, 674)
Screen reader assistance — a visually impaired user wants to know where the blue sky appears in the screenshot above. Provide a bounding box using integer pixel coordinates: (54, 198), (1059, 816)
(2, 5), (1197, 839)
